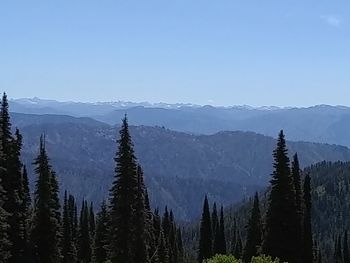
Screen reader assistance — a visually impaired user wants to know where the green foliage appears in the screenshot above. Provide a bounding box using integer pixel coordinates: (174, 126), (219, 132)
(198, 195), (212, 262)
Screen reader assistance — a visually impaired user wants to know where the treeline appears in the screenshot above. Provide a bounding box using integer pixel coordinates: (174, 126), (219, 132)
(197, 131), (314, 263)
(0, 93), (184, 263)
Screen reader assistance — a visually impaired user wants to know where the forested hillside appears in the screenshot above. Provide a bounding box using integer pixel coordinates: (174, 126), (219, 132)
(11, 112), (350, 220)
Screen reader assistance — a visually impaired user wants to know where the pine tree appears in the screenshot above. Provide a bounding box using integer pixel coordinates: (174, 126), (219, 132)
(212, 203), (220, 255)
(158, 231), (169, 263)
(218, 206), (226, 255)
(0, 170), (10, 263)
(21, 165), (31, 246)
(177, 228), (184, 263)
(263, 130), (300, 263)
(231, 218), (237, 254)
(150, 209), (162, 263)
(62, 191), (77, 263)
(89, 202), (95, 238)
(133, 165), (149, 263)
(78, 200), (92, 263)
(291, 153), (303, 259)
(198, 195), (212, 262)
(30, 135), (61, 263)
(0, 94), (26, 263)
(94, 200), (109, 263)
(233, 232), (242, 259)
(109, 116), (142, 263)
(344, 231), (350, 263)
(243, 193), (262, 263)
(302, 173), (313, 263)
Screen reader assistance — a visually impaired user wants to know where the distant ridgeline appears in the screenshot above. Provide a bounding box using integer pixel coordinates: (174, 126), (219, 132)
(0, 93), (184, 263)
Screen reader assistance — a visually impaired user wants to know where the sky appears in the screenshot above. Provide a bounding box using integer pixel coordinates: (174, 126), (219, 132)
(1, 0), (350, 107)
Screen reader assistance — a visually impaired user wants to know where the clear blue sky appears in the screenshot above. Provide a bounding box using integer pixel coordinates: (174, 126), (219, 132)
(1, 0), (350, 106)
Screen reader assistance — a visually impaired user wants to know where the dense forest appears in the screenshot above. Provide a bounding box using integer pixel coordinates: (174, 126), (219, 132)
(1, 92), (350, 263)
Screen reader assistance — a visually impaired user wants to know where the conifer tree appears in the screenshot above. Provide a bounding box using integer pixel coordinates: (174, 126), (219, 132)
(0, 175), (10, 262)
(233, 232), (242, 259)
(150, 209), (162, 263)
(344, 231), (350, 263)
(89, 202), (95, 238)
(21, 165), (31, 245)
(133, 165), (149, 263)
(94, 200), (109, 263)
(212, 203), (220, 255)
(198, 195), (212, 262)
(177, 228), (184, 263)
(218, 206), (226, 255)
(231, 218), (237, 254)
(0, 94), (26, 263)
(158, 231), (169, 263)
(78, 200), (92, 263)
(109, 116), (141, 263)
(291, 153), (303, 258)
(62, 191), (77, 263)
(243, 193), (262, 263)
(302, 173), (313, 263)
(263, 130), (300, 263)
(30, 136), (61, 263)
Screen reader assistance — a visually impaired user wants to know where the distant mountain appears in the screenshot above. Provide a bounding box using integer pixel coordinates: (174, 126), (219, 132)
(10, 98), (350, 147)
(11, 112), (350, 220)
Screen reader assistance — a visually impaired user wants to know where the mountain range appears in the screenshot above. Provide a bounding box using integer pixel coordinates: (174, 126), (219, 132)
(10, 98), (350, 147)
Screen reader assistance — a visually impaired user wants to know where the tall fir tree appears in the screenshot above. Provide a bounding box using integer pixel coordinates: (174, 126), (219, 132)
(78, 200), (92, 263)
(21, 165), (31, 251)
(177, 228), (184, 263)
(344, 231), (350, 263)
(302, 173), (313, 263)
(158, 231), (169, 263)
(0, 94), (26, 263)
(233, 232), (243, 260)
(243, 193), (262, 263)
(133, 165), (149, 263)
(263, 130), (300, 263)
(94, 200), (110, 263)
(89, 202), (95, 238)
(291, 153), (303, 259)
(198, 195), (212, 263)
(109, 116), (142, 263)
(0, 138), (10, 263)
(218, 206), (226, 255)
(30, 135), (61, 263)
(62, 191), (77, 263)
(212, 203), (220, 255)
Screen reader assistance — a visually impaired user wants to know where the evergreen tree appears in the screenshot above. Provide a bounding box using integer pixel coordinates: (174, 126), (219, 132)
(0, 173), (10, 262)
(291, 153), (303, 259)
(233, 232), (242, 259)
(243, 193), (262, 263)
(94, 200), (109, 263)
(212, 203), (220, 255)
(231, 218), (237, 254)
(150, 209), (162, 263)
(21, 165), (31, 246)
(133, 165), (149, 263)
(109, 116), (141, 263)
(344, 231), (350, 263)
(303, 173), (313, 263)
(89, 202), (95, 238)
(62, 191), (77, 263)
(218, 206), (226, 255)
(158, 231), (169, 263)
(177, 228), (184, 263)
(263, 130), (300, 263)
(78, 200), (92, 263)
(30, 136), (61, 263)
(0, 94), (26, 263)
(198, 195), (212, 262)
